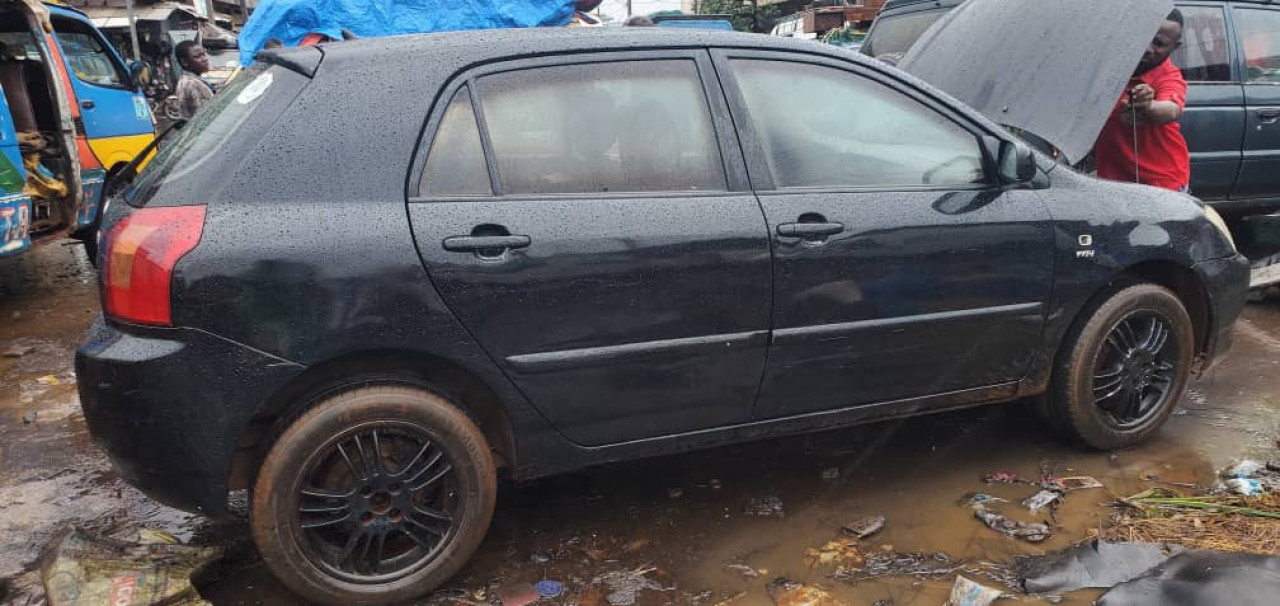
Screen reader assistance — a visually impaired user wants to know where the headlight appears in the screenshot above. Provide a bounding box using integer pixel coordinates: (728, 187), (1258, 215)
(1204, 205), (1236, 252)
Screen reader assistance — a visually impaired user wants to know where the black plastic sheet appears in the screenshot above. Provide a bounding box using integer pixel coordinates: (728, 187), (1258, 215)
(1017, 540), (1177, 593)
(1097, 550), (1280, 606)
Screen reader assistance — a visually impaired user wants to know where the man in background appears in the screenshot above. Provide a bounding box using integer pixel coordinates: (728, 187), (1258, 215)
(1094, 9), (1190, 192)
(174, 40), (213, 120)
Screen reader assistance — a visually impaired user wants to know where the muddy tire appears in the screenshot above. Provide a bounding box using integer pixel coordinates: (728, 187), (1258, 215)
(251, 386), (496, 606)
(1045, 283), (1194, 450)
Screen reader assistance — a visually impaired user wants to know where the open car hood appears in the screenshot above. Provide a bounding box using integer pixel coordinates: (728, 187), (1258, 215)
(899, 0), (1173, 164)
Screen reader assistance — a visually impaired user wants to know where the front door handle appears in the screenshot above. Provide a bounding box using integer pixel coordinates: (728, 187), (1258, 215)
(1258, 108), (1280, 124)
(81, 100), (95, 109)
(442, 234), (531, 253)
(777, 222), (845, 238)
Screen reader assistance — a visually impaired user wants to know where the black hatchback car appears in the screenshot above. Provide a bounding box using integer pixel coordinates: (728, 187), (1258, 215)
(78, 29), (1248, 604)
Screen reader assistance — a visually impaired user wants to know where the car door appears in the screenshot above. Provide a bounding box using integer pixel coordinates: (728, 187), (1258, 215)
(1231, 3), (1280, 201)
(407, 52), (772, 446)
(0, 92), (31, 257)
(1174, 2), (1244, 201)
(712, 50), (1055, 420)
(49, 14), (151, 150)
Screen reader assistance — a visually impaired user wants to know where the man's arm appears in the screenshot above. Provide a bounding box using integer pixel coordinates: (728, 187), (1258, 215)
(1123, 83), (1183, 125)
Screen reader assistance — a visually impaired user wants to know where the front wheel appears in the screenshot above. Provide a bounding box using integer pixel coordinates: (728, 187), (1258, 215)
(251, 386), (496, 605)
(1045, 283), (1195, 450)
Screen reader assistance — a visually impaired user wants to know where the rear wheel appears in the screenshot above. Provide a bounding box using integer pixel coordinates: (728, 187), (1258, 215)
(251, 386), (496, 605)
(1045, 283), (1194, 450)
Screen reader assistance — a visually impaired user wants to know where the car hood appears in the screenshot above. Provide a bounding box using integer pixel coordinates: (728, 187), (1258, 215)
(898, 0), (1173, 164)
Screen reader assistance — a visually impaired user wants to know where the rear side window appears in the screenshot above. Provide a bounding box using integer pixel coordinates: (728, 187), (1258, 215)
(1173, 5), (1231, 82)
(52, 17), (127, 88)
(730, 59), (985, 189)
(419, 87), (491, 197)
(1238, 8), (1280, 83)
(475, 60), (725, 195)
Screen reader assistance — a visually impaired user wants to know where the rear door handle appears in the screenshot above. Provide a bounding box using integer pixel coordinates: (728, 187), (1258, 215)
(777, 222), (845, 238)
(80, 100), (95, 109)
(442, 234), (531, 253)
(1258, 108), (1280, 124)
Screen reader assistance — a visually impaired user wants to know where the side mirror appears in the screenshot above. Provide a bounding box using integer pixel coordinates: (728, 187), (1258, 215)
(998, 141), (1036, 185)
(128, 61), (151, 90)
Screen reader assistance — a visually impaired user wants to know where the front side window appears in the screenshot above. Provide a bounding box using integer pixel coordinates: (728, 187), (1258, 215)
(730, 59), (985, 189)
(52, 18), (126, 88)
(476, 60), (725, 195)
(1173, 5), (1231, 82)
(1238, 8), (1280, 83)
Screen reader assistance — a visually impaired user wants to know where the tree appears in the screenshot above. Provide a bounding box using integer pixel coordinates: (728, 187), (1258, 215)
(696, 0), (778, 33)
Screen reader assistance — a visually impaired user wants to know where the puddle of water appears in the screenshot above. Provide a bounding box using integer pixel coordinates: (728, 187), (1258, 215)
(0, 245), (209, 603)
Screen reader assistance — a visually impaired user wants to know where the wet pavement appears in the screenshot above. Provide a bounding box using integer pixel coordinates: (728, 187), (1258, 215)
(2, 243), (1279, 605)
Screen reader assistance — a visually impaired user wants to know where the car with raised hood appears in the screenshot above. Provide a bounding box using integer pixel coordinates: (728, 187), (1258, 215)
(865, 0), (1280, 291)
(78, 17), (1247, 605)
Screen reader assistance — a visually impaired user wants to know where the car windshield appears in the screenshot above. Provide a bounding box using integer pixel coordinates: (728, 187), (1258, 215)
(863, 9), (948, 57)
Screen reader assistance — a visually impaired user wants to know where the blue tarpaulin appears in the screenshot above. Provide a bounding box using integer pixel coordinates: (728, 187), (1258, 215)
(238, 0), (577, 66)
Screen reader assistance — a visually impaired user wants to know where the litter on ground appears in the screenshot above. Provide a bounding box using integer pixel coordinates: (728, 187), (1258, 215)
(841, 515), (885, 539)
(946, 575), (1003, 606)
(973, 507), (1051, 542)
(983, 472), (1022, 484)
(1055, 476), (1105, 491)
(959, 493), (1007, 508)
(767, 578), (843, 606)
(724, 563), (759, 578)
(1021, 490), (1061, 513)
(804, 537), (863, 568)
(592, 567), (671, 606)
(832, 550), (962, 582)
(744, 496), (785, 518)
(41, 528), (221, 606)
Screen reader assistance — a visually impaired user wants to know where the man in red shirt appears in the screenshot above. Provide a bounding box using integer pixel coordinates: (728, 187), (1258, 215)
(1096, 9), (1190, 192)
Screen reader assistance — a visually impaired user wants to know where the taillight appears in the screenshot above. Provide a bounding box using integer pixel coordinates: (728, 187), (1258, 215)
(103, 206), (206, 326)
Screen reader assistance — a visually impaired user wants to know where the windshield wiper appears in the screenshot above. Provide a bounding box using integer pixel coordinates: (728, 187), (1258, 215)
(103, 119), (187, 196)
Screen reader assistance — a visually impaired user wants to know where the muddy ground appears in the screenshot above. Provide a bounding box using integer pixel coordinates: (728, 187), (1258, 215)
(2, 242), (1279, 605)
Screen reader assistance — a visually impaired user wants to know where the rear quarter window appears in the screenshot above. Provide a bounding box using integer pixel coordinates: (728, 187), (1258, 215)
(126, 64), (308, 207)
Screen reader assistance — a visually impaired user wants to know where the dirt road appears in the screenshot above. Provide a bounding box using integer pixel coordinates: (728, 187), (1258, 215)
(3, 243), (1278, 605)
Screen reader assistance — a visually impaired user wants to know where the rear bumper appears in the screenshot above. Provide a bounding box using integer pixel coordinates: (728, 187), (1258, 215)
(76, 318), (302, 517)
(1196, 254), (1251, 368)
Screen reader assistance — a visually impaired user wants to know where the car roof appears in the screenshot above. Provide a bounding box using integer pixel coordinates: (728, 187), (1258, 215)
(44, 2), (89, 19)
(882, 0), (1272, 11)
(315, 26), (856, 66)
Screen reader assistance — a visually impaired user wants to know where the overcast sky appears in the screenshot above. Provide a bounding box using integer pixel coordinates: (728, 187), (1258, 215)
(596, 0), (685, 21)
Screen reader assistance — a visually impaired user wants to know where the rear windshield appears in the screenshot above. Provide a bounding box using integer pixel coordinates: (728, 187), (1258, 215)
(126, 63), (307, 206)
(862, 9), (949, 58)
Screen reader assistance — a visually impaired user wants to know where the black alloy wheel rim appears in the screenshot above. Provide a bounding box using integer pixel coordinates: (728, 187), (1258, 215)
(1091, 311), (1180, 429)
(293, 422), (461, 583)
